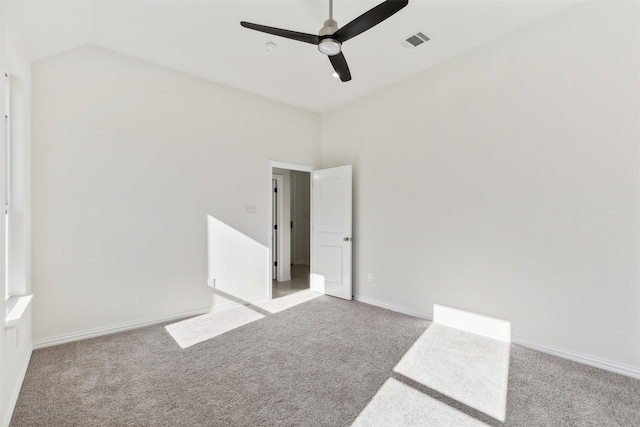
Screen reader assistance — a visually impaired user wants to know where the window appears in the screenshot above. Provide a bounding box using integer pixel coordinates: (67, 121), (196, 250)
(4, 71), (10, 300)
(2, 70), (32, 327)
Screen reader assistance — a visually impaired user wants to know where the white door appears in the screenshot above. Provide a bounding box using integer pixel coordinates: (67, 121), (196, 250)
(311, 165), (352, 300)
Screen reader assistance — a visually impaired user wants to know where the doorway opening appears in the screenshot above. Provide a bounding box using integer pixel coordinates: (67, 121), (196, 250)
(269, 161), (352, 301)
(271, 166), (311, 300)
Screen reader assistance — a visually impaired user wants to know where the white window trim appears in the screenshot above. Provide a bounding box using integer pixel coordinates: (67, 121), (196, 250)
(4, 71), (10, 302)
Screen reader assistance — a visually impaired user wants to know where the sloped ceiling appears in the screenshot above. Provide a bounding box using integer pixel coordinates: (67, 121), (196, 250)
(4, 0), (580, 112)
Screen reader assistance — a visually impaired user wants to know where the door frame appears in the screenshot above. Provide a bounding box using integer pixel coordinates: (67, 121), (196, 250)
(268, 161), (314, 300)
(272, 173), (284, 282)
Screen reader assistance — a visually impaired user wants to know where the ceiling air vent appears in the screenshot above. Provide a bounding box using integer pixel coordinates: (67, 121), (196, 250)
(400, 30), (431, 49)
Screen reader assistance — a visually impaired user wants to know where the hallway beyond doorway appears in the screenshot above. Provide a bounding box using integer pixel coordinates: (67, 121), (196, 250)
(273, 265), (310, 299)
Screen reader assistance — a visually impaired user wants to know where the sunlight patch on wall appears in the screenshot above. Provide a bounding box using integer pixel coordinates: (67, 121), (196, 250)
(310, 273), (325, 294)
(207, 215), (269, 308)
(433, 304), (511, 343)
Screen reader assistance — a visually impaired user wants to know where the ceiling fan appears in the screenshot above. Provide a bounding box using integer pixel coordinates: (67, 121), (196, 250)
(240, 0), (409, 82)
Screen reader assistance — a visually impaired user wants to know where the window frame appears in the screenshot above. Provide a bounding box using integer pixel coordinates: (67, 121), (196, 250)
(4, 71), (11, 301)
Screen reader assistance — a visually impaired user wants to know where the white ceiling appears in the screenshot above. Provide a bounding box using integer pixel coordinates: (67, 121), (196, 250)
(4, 0), (580, 113)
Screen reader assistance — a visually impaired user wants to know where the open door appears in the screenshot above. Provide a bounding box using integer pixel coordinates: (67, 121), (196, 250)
(311, 165), (352, 300)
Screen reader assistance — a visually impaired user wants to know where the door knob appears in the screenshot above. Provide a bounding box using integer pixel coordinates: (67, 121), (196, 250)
(343, 237), (352, 242)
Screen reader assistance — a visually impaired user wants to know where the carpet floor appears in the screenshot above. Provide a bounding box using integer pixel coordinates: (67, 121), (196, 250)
(11, 296), (640, 426)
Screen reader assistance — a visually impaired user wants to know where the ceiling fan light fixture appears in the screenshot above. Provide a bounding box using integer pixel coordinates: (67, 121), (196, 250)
(318, 39), (341, 56)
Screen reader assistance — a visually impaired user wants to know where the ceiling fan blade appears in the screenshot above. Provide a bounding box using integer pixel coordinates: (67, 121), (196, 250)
(241, 22), (321, 45)
(329, 52), (352, 82)
(332, 0), (409, 43)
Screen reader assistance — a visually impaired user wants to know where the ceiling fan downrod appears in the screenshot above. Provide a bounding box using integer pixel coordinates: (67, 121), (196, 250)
(318, 0), (341, 56)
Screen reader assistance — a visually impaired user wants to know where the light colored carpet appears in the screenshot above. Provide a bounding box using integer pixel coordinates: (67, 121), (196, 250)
(11, 296), (640, 426)
(394, 323), (510, 421)
(165, 289), (321, 348)
(352, 378), (488, 427)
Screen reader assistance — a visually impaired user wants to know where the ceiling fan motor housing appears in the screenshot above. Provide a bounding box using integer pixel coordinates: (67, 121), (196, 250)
(319, 18), (339, 36)
(318, 19), (341, 56)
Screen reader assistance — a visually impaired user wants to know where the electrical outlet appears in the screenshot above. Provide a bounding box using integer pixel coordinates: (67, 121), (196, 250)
(367, 273), (373, 282)
(208, 278), (215, 288)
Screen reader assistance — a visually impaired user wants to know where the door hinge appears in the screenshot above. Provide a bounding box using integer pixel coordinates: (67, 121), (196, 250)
(274, 261), (277, 267)
(290, 221), (293, 229)
(274, 224), (277, 230)
(274, 187), (277, 193)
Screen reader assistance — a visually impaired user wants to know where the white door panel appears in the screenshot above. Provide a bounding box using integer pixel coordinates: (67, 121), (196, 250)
(312, 165), (352, 300)
(318, 177), (345, 231)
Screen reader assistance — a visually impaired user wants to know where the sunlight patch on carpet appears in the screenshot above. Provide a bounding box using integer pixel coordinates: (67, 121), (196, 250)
(352, 378), (488, 426)
(393, 323), (510, 421)
(253, 289), (322, 314)
(165, 290), (321, 348)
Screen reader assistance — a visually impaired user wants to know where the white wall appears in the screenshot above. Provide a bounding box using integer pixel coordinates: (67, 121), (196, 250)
(0, 4), (33, 424)
(321, 1), (640, 370)
(31, 46), (320, 342)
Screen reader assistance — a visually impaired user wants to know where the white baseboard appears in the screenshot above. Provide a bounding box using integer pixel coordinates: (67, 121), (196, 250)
(512, 336), (640, 380)
(30, 294), (640, 381)
(354, 295), (640, 380)
(2, 344), (32, 427)
(353, 295), (432, 320)
(32, 306), (212, 350)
